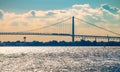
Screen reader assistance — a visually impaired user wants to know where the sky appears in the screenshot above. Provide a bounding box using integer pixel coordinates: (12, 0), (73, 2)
(0, 0), (120, 41)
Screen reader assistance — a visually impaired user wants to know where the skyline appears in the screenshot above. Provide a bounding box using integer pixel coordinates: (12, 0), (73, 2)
(0, 0), (120, 41)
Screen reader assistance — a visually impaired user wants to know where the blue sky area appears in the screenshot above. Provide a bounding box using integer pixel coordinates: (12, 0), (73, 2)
(0, 0), (120, 13)
(0, 0), (120, 36)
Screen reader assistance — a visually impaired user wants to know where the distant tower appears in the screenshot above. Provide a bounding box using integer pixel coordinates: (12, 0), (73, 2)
(72, 16), (75, 43)
(23, 37), (26, 42)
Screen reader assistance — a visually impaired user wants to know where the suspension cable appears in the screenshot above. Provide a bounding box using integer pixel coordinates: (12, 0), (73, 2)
(21, 17), (71, 32)
(75, 17), (120, 36)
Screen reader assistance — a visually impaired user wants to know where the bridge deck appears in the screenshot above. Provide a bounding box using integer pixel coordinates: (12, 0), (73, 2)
(0, 32), (120, 39)
(75, 35), (120, 39)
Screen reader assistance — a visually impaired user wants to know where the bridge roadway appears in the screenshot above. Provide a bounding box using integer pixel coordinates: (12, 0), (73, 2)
(0, 32), (120, 40)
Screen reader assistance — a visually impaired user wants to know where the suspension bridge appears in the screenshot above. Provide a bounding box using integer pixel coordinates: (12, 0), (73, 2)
(0, 16), (120, 42)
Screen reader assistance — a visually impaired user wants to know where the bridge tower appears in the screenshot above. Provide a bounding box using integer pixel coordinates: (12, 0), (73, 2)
(72, 16), (75, 43)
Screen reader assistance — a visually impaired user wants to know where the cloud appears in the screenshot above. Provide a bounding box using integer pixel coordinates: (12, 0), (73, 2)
(0, 10), (4, 19)
(0, 12), (3, 19)
(0, 4), (120, 35)
(10, 21), (29, 27)
(46, 12), (56, 17)
(72, 4), (90, 9)
(102, 4), (119, 14)
(31, 11), (36, 17)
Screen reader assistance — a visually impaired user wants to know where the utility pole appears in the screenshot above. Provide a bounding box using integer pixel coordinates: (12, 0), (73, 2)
(72, 16), (75, 43)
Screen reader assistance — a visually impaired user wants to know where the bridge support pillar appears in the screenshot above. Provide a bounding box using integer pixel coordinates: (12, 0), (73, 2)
(72, 16), (75, 43)
(107, 35), (110, 42)
(95, 37), (97, 42)
(82, 37), (85, 41)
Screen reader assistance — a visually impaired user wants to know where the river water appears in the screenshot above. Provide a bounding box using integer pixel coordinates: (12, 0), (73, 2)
(0, 46), (120, 72)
